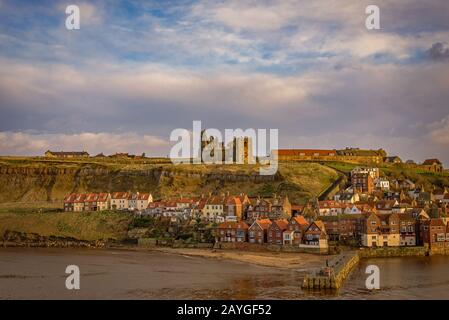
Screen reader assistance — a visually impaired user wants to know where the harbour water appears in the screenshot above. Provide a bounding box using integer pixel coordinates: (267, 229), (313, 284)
(1, 248), (448, 299)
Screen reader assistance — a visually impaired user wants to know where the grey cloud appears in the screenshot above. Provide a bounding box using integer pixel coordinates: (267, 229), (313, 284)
(427, 42), (449, 62)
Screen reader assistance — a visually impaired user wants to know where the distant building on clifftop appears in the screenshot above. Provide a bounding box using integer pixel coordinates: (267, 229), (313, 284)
(45, 150), (89, 158)
(274, 147), (386, 164)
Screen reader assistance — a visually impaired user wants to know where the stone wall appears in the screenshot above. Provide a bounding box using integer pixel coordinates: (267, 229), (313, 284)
(137, 237), (214, 249)
(302, 252), (359, 290)
(429, 247), (449, 256)
(215, 242), (329, 254)
(358, 246), (428, 258)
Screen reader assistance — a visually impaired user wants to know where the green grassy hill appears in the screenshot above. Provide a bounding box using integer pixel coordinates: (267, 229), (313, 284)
(324, 161), (449, 189)
(0, 207), (132, 241)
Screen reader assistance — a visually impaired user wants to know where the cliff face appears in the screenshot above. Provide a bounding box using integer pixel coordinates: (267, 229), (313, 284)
(0, 159), (338, 204)
(0, 163), (283, 203)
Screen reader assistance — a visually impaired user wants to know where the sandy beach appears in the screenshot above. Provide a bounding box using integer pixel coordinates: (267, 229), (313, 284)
(148, 247), (332, 271)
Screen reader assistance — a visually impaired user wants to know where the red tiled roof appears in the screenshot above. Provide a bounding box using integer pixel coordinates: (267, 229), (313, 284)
(85, 193), (99, 202)
(207, 196), (224, 205)
(97, 193), (109, 202)
(292, 215), (309, 226)
(111, 192), (130, 199)
(422, 159), (442, 165)
(226, 196), (242, 206)
(254, 219), (272, 230)
(147, 201), (165, 209)
(272, 219), (289, 230)
(64, 193), (78, 203)
(218, 221), (249, 229)
(47, 150), (89, 156)
(197, 199), (207, 209)
(136, 193), (151, 201)
(318, 201), (345, 208)
(74, 194), (87, 203)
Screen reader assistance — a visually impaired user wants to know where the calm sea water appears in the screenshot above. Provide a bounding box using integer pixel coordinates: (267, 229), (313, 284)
(0, 248), (448, 299)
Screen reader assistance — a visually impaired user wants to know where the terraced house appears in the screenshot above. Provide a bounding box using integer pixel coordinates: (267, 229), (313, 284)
(361, 212), (400, 247)
(300, 221), (328, 249)
(216, 221), (249, 242)
(63, 192), (110, 212)
(283, 216), (309, 245)
(322, 215), (363, 241)
(420, 219), (449, 250)
(247, 195), (292, 220)
(203, 196), (225, 221)
(248, 219), (272, 244)
(267, 219), (289, 245)
(64, 191), (152, 212)
(85, 193), (111, 211)
(128, 192), (153, 211)
(111, 192), (131, 210)
(398, 212), (417, 246)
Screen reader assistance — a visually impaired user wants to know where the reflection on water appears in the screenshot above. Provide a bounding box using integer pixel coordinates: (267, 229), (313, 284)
(0, 248), (448, 299)
(338, 256), (449, 300)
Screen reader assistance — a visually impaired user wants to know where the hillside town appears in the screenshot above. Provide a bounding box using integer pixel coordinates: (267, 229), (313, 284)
(63, 161), (449, 254)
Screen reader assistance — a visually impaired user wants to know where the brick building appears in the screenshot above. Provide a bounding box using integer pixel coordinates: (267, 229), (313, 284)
(248, 219), (272, 244)
(216, 221), (249, 243)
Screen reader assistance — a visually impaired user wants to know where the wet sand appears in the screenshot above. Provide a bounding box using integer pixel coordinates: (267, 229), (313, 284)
(148, 247), (330, 270)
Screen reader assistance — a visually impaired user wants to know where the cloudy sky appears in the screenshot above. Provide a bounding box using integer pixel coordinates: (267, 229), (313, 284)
(0, 0), (449, 165)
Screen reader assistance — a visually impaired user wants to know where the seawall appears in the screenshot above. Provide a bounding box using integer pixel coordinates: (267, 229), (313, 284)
(301, 246), (446, 290)
(302, 252), (359, 290)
